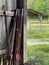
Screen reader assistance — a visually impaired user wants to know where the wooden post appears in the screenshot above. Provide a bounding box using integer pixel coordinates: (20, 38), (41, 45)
(23, 0), (27, 63)
(39, 14), (42, 32)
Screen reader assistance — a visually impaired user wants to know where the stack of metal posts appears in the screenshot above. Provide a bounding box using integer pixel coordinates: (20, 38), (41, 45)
(0, 0), (24, 65)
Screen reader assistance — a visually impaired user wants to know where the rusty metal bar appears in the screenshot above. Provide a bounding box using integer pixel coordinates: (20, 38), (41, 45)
(4, 11), (9, 49)
(3, 11), (9, 65)
(8, 19), (16, 65)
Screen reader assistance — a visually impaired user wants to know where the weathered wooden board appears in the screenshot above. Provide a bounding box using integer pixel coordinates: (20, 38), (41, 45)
(23, 0), (27, 63)
(0, 0), (16, 54)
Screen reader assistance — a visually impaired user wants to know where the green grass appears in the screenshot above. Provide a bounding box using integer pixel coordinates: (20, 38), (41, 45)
(27, 45), (49, 65)
(27, 32), (49, 39)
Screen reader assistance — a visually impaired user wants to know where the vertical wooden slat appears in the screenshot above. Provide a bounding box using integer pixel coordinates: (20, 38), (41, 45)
(23, 0), (27, 63)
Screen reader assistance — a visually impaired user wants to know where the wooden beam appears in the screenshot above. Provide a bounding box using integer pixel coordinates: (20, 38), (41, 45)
(0, 10), (14, 17)
(0, 49), (6, 55)
(23, 0), (27, 63)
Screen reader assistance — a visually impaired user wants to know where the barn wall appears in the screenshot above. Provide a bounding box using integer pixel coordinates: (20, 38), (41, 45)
(0, 0), (6, 50)
(7, 0), (16, 10)
(0, 0), (16, 50)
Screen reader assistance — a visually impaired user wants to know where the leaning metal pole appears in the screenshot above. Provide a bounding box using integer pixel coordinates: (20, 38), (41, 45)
(7, 10), (17, 65)
(8, 19), (16, 65)
(3, 8), (16, 65)
(4, 10), (9, 65)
